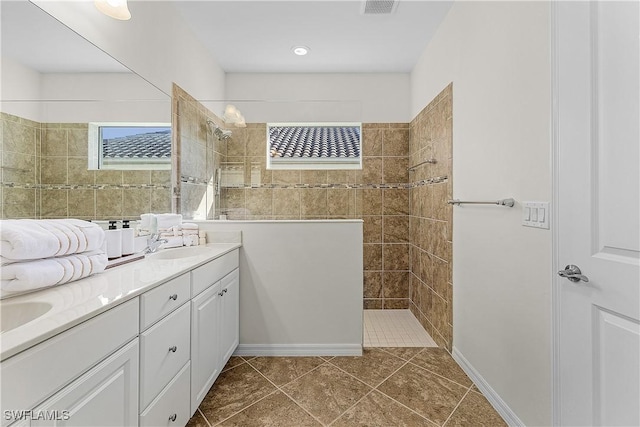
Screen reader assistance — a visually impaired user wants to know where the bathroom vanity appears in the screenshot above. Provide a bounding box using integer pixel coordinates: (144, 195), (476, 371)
(0, 244), (240, 427)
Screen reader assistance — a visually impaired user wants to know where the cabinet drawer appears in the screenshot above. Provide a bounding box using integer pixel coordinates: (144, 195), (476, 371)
(140, 273), (190, 330)
(0, 298), (139, 426)
(139, 303), (190, 411)
(191, 249), (239, 297)
(140, 362), (190, 427)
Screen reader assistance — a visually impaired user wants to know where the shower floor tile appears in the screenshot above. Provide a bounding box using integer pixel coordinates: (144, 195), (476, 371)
(363, 309), (437, 347)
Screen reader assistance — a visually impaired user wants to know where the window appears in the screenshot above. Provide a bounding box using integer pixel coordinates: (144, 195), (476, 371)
(88, 122), (171, 170)
(267, 122), (362, 170)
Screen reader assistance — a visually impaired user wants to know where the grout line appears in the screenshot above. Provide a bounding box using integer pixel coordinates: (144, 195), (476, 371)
(247, 359), (332, 426)
(441, 388), (472, 427)
(210, 389), (279, 426)
(196, 408), (212, 427)
(406, 360), (472, 390)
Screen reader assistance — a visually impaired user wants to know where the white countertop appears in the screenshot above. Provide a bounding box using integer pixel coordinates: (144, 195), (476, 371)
(0, 243), (241, 361)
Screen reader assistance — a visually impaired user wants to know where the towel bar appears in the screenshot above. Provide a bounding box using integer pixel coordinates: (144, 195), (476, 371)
(447, 198), (515, 207)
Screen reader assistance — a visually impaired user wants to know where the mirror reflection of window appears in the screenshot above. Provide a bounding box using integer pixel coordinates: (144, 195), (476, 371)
(88, 122), (171, 170)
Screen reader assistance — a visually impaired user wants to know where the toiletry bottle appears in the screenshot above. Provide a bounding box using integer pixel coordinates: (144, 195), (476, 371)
(105, 220), (123, 259)
(121, 220), (135, 256)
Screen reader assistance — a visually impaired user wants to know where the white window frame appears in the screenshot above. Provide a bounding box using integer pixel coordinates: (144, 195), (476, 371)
(266, 122), (362, 170)
(88, 122), (171, 171)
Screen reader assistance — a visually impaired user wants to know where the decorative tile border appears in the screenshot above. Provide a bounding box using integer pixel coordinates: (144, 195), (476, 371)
(1, 183), (171, 190)
(215, 176), (448, 190)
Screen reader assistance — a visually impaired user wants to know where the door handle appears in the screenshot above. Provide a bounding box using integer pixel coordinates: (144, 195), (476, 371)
(558, 264), (589, 283)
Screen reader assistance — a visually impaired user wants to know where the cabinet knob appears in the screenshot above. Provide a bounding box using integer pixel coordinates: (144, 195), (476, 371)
(169, 414), (177, 422)
(169, 294), (178, 301)
(218, 291), (224, 296)
(223, 288), (228, 294)
(169, 346), (177, 353)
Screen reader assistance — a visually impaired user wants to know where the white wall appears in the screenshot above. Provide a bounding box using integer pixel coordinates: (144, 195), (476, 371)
(40, 73), (170, 123)
(0, 56), (43, 121)
(226, 73), (410, 123)
(32, 1), (225, 101)
(411, 2), (552, 425)
(197, 220), (363, 355)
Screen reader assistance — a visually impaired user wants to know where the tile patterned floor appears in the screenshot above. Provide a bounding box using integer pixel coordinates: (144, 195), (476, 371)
(186, 348), (507, 427)
(364, 309), (437, 347)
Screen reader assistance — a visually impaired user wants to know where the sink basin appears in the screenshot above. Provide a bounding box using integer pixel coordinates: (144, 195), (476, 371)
(147, 246), (212, 260)
(1, 302), (53, 334)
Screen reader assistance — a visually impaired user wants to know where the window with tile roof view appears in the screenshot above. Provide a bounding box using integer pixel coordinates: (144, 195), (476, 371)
(88, 123), (171, 170)
(267, 123), (362, 170)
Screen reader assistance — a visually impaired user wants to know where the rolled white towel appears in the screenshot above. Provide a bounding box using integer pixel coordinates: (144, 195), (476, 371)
(0, 250), (108, 299)
(0, 219), (105, 263)
(183, 235), (199, 247)
(159, 236), (183, 250)
(156, 214), (182, 230)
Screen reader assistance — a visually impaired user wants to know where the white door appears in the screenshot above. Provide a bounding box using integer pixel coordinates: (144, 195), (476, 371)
(554, 2), (640, 426)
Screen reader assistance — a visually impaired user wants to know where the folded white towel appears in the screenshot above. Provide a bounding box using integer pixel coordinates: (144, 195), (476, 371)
(140, 214), (155, 229)
(156, 214), (182, 230)
(0, 219), (105, 264)
(0, 250), (108, 299)
(182, 229), (198, 236)
(181, 223), (198, 230)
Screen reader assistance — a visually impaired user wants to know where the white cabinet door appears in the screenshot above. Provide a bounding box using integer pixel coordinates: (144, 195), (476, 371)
(190, 282), (221, 415)
(32, 339), (139, 427)
(219, 269), (239, 367)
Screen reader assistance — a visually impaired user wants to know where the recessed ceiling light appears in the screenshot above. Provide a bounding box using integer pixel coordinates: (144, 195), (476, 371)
(292, 46), (310, 56)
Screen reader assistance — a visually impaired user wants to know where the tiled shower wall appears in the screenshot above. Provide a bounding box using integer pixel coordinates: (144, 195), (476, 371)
(218, 123), (411, 310)
(408, 84), (453, 350)
(172, 84), (227, 220)
(0, 111), (171, 220)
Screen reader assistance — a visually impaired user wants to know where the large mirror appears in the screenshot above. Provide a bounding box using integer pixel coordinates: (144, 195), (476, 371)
(0, 1), (171, 221)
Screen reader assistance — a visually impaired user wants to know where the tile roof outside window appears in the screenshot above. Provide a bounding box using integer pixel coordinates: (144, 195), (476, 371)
(102, 130), (171, 159)
(269, 125), (360, 159)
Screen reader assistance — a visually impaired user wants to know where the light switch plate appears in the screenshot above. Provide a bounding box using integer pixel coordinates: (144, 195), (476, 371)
(522, 201), (550, 229)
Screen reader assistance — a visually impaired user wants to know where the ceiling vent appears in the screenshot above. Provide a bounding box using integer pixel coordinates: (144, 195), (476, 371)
(362, 0), (398, 14)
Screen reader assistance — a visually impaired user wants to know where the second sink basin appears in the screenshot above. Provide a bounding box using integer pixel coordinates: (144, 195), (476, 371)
(147, 246), (212, 260)
(1, 301), (53, 334)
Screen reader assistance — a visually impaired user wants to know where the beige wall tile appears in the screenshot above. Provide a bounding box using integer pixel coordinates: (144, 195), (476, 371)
(41, 157), (67, 184)
(383, 216), (409, 243)
(327, 189), (354, 217)
(67, 128), (89, 156)
(96, 189), (123, 219)
(151, 188), (172, 213)
(42, 129), (67, 157)
(246, 188), (273, 216)
(272, 188), (300, 217)
(95, 169), (123, 185)
(383, 189), (409, 215)
(383, 244), (409, 271)
(362, 129), (382, 156)
(3, 188), (36, 218)
(363, 244), (383, 271)
(382, 157), (408, 184)
(68, 157), (95, 185)
(363, 216), (383, 244)
(383, 271), (409, 298)
(300, 188), (327, 216)
(383, 129), (409, 157)
(123, 188), (151, 217)
(68, 189), (95, 218)
(364, 272), (383, 298)
(2, 151), (36, 184)
(41, 189), (68, 217)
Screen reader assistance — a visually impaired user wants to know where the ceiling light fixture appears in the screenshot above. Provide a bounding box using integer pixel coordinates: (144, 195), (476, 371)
(94, 0), (131, 20)
(292, 46), (310, 56)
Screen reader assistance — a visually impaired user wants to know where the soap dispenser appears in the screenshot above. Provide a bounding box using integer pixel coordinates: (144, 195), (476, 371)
(105, 220), (122, 259)
(121, 220), (135, 256)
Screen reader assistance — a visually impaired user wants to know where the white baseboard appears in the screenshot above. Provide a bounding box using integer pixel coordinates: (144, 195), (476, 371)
(452, 346), (525, 427)
(234, 343), (362, 357)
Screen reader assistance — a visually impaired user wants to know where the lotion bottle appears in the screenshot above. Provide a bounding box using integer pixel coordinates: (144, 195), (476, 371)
(105, 220), (122, 259)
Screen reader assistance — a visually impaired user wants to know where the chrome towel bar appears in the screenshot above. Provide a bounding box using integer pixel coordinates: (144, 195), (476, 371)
(447, 198), (515, 207)
(407, 158), (437, 171)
